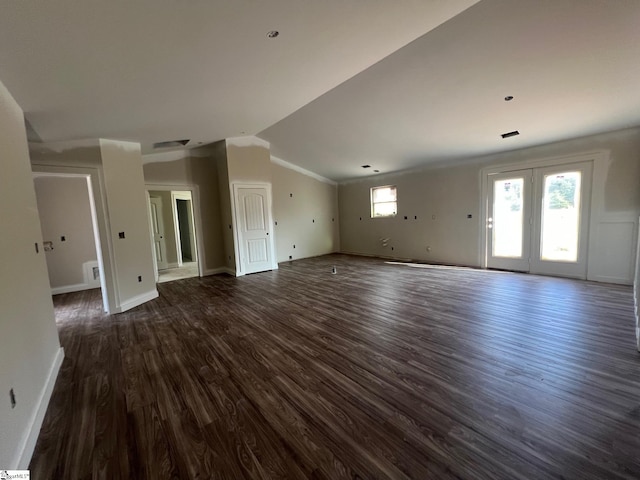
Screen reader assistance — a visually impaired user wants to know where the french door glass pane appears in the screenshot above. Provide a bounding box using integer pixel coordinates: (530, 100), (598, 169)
(493, 178), (524, 258)
(540, 171), (581, 262)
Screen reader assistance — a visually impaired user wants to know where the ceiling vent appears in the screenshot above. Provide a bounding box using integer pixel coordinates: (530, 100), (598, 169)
(501, 130), (520, 139)
(361, 164), (371, 168)
(153, 139), (190, 149)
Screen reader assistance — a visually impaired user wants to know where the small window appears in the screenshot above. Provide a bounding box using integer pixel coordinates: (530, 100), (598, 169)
(371, 185), (397, 218)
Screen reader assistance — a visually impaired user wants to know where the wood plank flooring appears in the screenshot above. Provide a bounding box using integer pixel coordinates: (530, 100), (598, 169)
(30, 254), (640, 479)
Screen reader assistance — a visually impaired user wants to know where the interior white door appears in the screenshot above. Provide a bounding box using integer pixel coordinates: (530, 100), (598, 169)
(486, 170), (533, 271)
(149, 196), (168, 270)
(529, 162), (592, 279)
(234, 185), (276, 275)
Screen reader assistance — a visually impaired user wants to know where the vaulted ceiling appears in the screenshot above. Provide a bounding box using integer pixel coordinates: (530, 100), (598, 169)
(2, 0), (639, 181)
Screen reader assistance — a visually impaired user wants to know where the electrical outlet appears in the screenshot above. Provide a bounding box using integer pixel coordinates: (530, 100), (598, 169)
(60, 235), (66, 241)
(10, 388), (16, 408)
(137, 275), (142, 282)
(119, 232), (125, 239)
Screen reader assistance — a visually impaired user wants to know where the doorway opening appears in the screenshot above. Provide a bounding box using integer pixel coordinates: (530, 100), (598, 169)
(147, 188), (201, 283)
(32, 172), (108, 310)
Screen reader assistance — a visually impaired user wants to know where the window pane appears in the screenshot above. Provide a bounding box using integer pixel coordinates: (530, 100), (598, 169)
(540, 171), (581, 262)
(371, 186), (397, 218)
(373, 201), (396, 217)
(372, 186), (396, 203)
(493, 178), (523, 258)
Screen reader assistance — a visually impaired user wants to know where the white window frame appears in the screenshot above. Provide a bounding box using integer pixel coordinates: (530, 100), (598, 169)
(370, 185), (397, 218)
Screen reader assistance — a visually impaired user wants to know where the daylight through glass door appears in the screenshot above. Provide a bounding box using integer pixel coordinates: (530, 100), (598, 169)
(540, 171), (581, 262)
(486, 161), (592, 279)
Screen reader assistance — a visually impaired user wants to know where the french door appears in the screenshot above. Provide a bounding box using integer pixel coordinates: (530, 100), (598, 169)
(487, 162), (592, 278)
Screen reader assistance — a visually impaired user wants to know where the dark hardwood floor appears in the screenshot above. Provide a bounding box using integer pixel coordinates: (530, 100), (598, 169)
(30, 254), (640, 479)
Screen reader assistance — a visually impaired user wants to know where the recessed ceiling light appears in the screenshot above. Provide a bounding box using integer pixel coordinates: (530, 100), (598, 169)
(501, 130), (520, 139)
(374, 170), (380, 173)
(504, 95), (514, 101)
(267, 31), (279, 38)
(361, 165), (371, 168)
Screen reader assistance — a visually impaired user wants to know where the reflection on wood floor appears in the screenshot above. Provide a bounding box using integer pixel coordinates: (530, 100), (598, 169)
(30, 254), (640, 479)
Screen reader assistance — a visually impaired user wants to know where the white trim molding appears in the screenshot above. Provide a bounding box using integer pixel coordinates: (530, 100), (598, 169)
(51, 283), (94, 295)
(270, 155), (336, 185)
(16, 347), (64, 469)
(635, 219), (640, 351)
(115, 289), (159, 313)
(203, 267), (235, 276)
(479, 150), (612, 281)
(145, 183), (206, 281)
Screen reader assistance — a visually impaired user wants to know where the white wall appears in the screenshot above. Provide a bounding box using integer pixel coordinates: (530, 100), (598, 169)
(213, 142), (235, 272)
(272, 160), (340, 262)
(100, 139), (157, 310)
(0, 80), (63, 468)
(34, 175), (98, 291)
(339, 127), (640, 284)
(31, 141), (159, 312)
(143, 151), (226, 273)
(340, 161), (480, 266)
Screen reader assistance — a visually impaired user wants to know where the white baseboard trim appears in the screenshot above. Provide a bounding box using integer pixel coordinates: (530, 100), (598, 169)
(115, 289), (159, 313)
(586, 274), (632, 285)
(339, 250), (414, 262)
(51, 282), (93, 295)
(16, 346), (64, 469)
(203, 267), (235, 276)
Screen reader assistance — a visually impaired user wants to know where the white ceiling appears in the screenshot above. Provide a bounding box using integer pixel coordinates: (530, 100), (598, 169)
(2, 1), (639, 182)
(0, 0), (476, 155)
(261, 0), (640, 180)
